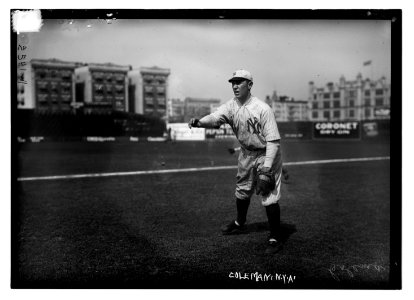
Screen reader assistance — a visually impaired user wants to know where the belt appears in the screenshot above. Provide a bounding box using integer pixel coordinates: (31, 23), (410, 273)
(241, 147), (266, 156)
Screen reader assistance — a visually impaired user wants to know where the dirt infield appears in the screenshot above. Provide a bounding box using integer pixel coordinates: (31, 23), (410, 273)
(12, 140), (394, 288)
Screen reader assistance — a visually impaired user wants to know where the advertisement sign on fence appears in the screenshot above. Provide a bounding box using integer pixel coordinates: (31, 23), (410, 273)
(313, 122), (360, 139)
(362, 122), (379, 137)
(167, 123), (205, 141)
(205, 124), (236, 139)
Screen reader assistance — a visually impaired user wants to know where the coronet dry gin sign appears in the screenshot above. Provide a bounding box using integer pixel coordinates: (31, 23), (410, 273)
(313, 122), (360, 139)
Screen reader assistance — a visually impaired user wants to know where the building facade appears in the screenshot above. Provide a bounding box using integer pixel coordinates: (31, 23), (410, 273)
(75, 63), (131, 114)
(167, 98), (186, 123)
(308, 74), (391, 121)
(128, 66), (170, 119)
(17, 59), (83, 111)
(268, 91), (308, 122)
(184, 97), (221, 121)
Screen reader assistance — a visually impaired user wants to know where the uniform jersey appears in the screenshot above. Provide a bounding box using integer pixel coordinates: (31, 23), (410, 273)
(210, 96), (281, 150)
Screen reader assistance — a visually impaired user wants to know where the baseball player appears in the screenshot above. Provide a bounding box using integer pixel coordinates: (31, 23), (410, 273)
(188, 69), (284, 254)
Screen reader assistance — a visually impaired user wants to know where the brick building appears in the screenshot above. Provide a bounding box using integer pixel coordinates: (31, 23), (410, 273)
(308, 74), (391, 121)
(267, 91), (308, 122)
(75, 63), (131, 114)
(128, 66), (170, 119)
(17, 58), (83, 112)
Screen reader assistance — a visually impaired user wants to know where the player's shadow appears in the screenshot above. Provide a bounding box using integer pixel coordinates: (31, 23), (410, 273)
(245, 222), (297, 242)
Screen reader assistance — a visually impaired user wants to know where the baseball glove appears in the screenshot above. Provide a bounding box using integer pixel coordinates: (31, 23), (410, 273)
(188, 118), (201, 129)
(255, 167), (275, 196)
(228, 148), (236, 154)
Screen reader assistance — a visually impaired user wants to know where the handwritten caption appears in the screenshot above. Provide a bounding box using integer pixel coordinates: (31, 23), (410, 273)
(328, 263), (386, 281)
(17, 43), (27, 84)
(229, 271), (296, 284)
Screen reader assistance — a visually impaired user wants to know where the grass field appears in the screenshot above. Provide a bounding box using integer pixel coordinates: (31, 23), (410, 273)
(12, 139), (393, 289)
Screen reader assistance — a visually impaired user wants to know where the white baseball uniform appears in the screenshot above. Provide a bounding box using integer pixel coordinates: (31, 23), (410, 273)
(204, 95), (283, 206)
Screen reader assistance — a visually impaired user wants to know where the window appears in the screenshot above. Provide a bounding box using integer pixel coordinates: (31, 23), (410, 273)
(323, 101), (330, 109)
(323, 93), (330, 99)
(51, 95), (58, 103)
(323, 111), (330, 119)
(50, 82), (59, 94)
(94, 84), (104, 95)
(333, 100), (340, 108)
(61, 82), (71, 94)
(365, 108), (371, 117)
(349, 110), (355, 118)
(313, 94), (317, 100)
(349, 100), (354, 107)
(61, 95), (71, 103)
(312, 102), (318, 109)
(115, 85), (124, 95)
(144, 86), (153, 93)
(349, 90), (356, 98)
(94, 95), (104, 102)
(364, 98), (371, 107)
(115, 75), (124, 84)
(94, 73), (104, 83)
(375, 98), (384, 106)
(115, 100), (124, 108)
(36, 68), (47, 79)
(50, 70), (58, 78)
(106, 87), (114, 96)
(37, 81), (49, 93)
(364, 90), (371, 97)
(333, 92), (340, 99)
(105, 73), (113, 82)
(333, 110), (340, 118)
(62, 71), (72, 81)
(17, 94), (24, 106)
(375, 89), (384, 96)
(312, 111), (318, 119)
(38, 94), (48, 103)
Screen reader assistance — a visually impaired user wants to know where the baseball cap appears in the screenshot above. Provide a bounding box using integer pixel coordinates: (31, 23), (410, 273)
(228, 69), (253, 82)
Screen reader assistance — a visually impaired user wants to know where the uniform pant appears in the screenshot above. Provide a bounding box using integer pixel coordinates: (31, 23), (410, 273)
(235, 148), (283, 206)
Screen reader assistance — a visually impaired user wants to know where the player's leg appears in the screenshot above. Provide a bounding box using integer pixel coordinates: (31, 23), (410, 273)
(235, 197), (250, 226)
(256, 156), (283, 253)
(265, 203), (281, 240)
(222, 152), (255, 235)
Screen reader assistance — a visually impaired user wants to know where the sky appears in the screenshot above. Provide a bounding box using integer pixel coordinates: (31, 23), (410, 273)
(23, 18), (391, 103)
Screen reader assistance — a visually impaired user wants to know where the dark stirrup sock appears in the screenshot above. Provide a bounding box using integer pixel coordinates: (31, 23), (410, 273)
(236, 198), (250, 226)
(265, 203), (281, 239)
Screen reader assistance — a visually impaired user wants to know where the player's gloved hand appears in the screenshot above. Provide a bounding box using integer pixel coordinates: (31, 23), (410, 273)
(188, 118), (201, 129)
(228, 148), (236, 154)
(255, 167), (275, 196)
(282, 168), (289, 181)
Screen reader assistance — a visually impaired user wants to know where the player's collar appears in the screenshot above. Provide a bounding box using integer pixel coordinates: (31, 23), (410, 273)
(234, 94), (253, 107)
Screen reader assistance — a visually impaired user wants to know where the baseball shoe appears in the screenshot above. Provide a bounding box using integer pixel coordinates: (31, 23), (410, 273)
(265, 237), (283, 254)
(221, 220), (246, 235)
